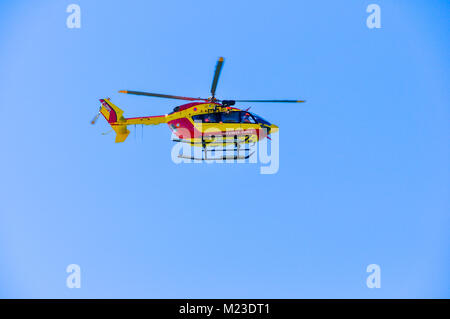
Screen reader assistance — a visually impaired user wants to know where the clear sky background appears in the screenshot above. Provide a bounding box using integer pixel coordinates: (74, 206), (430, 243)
(0, 0), (448, 298)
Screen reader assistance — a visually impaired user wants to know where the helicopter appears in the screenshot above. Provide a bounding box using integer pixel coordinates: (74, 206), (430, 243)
(92, 57), (305, 160)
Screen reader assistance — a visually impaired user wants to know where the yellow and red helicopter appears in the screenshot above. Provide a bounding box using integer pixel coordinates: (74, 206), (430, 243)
(92, 57), (305, 160)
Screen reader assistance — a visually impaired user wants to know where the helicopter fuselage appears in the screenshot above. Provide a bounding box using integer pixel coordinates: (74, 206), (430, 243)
(99, 98), (278, 145)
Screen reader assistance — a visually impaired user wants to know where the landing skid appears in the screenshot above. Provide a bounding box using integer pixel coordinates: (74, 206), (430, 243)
(178, 151), (255, 161)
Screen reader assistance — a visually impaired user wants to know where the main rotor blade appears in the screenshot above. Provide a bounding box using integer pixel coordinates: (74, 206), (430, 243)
(118, 90), (208, 102)
(210, 57), (224, 98)
(233, 99), (305, 103)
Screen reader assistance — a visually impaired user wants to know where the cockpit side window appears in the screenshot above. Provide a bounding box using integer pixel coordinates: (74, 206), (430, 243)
(192, 113), (220, 123)
(220, 111), (240, 123)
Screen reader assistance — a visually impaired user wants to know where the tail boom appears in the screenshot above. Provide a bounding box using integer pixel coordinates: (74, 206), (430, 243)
(98, 98), (167, 143)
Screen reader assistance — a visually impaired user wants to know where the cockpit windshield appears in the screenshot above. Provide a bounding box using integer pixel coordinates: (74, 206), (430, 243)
(251, 113), (271, 126)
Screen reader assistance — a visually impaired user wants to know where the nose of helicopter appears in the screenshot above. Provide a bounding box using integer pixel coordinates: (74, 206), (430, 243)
(269, 124), (279, 134)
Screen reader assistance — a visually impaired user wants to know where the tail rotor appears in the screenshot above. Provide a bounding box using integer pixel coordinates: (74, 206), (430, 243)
(91, 108), (101, 125)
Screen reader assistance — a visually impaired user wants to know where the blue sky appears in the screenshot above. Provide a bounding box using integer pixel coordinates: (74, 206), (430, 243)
(0, 0), (448, 298)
